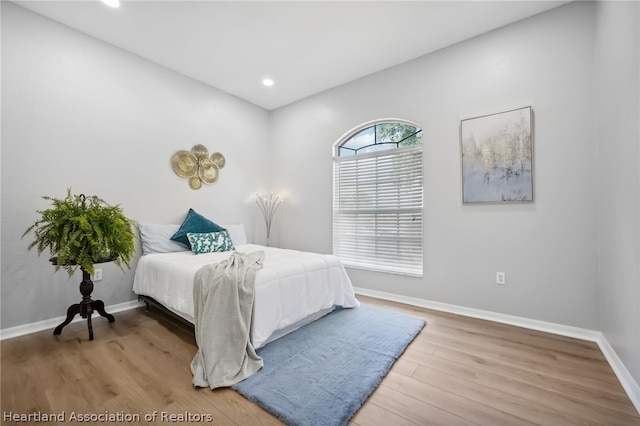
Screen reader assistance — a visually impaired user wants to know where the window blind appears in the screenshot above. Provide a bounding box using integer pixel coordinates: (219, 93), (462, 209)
(333, 145), (423, 276)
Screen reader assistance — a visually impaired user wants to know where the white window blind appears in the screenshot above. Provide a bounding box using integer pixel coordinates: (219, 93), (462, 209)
(333, 145), (423, 276)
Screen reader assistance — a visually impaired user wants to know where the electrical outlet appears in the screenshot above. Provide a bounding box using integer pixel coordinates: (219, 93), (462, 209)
(496, 272), (505, 285)
(94, 269), (103, 281)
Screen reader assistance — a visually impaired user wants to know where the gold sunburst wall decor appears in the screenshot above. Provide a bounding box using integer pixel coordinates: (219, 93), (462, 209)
(171, 145), (226, 190)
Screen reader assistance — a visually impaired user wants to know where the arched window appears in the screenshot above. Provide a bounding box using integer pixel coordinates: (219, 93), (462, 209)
(333, 120), (423, 276)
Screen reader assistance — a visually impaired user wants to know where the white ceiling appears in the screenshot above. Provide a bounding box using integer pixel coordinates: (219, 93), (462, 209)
(14, 0), (571, 110)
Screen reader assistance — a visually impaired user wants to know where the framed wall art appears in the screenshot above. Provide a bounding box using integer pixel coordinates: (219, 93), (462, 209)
(460, 106), (533, 203)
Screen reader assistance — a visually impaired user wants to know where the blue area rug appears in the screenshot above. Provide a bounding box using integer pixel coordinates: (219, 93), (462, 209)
(232, 304), (425, 426)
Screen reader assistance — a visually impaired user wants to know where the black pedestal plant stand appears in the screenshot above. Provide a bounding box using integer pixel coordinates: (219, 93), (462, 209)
(22, 191), (135, 341)
(51, 258), (115, 341)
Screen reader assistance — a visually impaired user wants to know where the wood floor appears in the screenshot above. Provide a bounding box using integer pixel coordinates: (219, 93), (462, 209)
(2, 295), (638, 425)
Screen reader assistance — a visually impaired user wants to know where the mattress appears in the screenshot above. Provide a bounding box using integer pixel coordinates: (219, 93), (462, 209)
(132, 244), (359, 348)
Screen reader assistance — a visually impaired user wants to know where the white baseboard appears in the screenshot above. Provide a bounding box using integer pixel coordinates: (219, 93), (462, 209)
(0, 299), (144, 341)
(594, 333), (640, 415)
(354, 287), (640, 415)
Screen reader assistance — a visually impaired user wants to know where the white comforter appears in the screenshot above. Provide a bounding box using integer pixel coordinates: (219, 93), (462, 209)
(132, 244), (359, 348)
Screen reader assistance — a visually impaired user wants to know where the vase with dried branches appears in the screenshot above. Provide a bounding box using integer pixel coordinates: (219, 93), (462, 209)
(256, 192), (282, 246)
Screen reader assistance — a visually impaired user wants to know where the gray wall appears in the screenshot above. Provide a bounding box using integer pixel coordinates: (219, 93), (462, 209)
(595, 1), (640, 384)
(1, 3), (270, 329)
(269, 2), (599, 329)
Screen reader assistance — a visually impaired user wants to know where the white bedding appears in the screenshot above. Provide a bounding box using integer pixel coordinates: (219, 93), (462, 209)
(132, 244), (359, 348)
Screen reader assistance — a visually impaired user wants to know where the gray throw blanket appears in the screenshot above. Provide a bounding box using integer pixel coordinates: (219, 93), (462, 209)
(191, 251), (265, 389)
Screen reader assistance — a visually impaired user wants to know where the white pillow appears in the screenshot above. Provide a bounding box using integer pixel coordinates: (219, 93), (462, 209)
(223, 223), (247, 246)
(138, 223), (190, 255)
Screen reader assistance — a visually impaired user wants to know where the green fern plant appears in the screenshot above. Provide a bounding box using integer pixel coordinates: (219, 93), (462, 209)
(22, 189), (135, 276)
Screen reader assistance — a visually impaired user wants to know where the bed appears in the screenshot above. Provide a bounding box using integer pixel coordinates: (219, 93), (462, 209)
(132, 220), (359, 349)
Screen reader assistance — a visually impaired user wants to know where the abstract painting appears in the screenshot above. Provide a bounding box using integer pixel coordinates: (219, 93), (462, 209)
(460, 106), (533, 203)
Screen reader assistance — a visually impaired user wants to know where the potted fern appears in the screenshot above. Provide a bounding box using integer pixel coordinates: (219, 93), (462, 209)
(22, 189), (135, 340)
(23, 189), (135, 276)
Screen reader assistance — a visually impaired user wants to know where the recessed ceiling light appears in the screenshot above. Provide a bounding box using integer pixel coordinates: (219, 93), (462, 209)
(102, 0), (120, 8)
(262, 78), (275, 87)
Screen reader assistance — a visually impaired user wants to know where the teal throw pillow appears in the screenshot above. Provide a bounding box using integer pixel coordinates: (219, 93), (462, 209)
(187, 230), (235, 254)
(171, 208), (225, 247)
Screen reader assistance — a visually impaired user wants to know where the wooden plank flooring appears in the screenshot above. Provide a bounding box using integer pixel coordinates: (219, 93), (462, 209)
(1, 295), (638, 425)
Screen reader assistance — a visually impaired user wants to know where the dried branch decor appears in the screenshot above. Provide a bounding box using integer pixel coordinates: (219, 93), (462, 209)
(256, 192), (282, 246)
